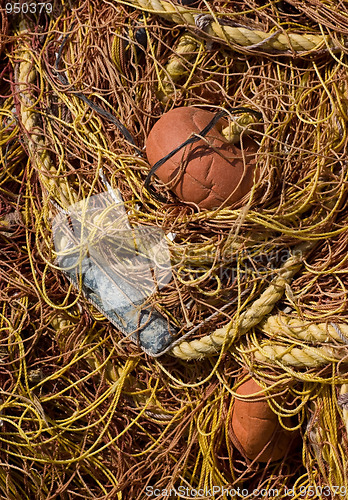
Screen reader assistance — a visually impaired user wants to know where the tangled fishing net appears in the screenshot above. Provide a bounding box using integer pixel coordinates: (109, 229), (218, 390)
(1, 0), (348, 498)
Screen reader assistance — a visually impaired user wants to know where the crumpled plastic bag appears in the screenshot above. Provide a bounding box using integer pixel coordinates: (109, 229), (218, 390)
(52, 190), (176, 356)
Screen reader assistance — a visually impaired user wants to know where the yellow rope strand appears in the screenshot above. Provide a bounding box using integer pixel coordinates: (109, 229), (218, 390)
(171, 242), (312, 359)
(122, 0), (333, 54)
(252, 342), (346, 368)
(157, 33), (201, 102)
(16, 21), (78, 209)
(260, 315), (348, 344)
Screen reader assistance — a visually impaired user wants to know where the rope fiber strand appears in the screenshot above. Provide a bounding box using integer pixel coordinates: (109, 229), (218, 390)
(123, 0), (334, 54)
(1, 0), (348, 497)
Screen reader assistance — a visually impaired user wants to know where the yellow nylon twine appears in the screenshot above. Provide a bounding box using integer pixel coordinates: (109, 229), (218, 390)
(1, 1), (348, 497)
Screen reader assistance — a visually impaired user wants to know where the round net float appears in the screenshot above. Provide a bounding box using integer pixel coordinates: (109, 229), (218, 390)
(146, 106), (259, 210)
(229, 375), (298, 463)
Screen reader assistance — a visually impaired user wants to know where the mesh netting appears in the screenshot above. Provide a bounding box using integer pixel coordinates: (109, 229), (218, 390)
(1, 0), (348, 498)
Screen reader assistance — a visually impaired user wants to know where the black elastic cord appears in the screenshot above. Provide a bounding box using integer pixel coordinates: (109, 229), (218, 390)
(144, 107), (262, 192)
(54, 28), (142, 155)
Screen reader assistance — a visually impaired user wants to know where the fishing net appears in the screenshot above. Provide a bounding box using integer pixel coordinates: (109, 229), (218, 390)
(1, 0), (348, 498)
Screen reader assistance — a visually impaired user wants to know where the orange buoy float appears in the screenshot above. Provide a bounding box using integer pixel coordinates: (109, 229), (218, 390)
(229, 375), (298, 462)
(146, 107), (259, 209)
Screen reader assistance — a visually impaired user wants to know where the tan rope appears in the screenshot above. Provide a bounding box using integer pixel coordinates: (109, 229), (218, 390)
(17, 21), (77, 209)
(125, 0), (333, 54)
(221, 113), (260, 144)
(157, 33), (200, 102)
(170, 242), (312, 360)
(252, 343), (347, 368)
(260, 315), (348, 344)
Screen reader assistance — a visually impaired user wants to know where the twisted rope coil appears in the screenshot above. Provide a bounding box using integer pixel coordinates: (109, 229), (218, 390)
(157, 33), (200, 102)
(124, 0), (334, 54)
(170, 243), (311, 359)
(253, 343), (346, 368)
(17, 22), (77, 209)
(261, 315), (348, 344)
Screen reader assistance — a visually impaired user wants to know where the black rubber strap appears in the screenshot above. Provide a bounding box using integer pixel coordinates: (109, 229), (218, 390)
(55, 28), (141, 155)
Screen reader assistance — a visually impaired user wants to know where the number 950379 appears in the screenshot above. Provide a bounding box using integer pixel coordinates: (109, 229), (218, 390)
(6, 3), (53, 14)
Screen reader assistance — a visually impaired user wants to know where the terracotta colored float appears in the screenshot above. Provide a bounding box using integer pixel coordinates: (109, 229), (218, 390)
(146, 107), (259, 210)
(230, 375), (297, 462)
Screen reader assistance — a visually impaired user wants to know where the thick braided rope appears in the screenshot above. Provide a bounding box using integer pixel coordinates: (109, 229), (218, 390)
(125, 0), (332, 53)
(252, 343), (347, 368)
(260, 315), (348, 344)
(157, 34), (259, 139)
(170, 242), (312, 360)
(157, 33), (200, 102)
(221, 113), (260, 144)
(17, 21), (77, 209)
